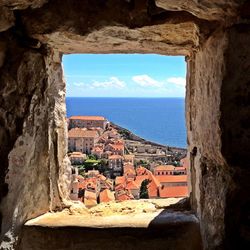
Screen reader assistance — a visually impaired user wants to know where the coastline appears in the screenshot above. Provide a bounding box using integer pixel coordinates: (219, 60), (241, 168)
(110, 122), (186, 153)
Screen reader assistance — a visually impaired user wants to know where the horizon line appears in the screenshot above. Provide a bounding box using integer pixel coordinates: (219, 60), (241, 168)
(66, 96), (185, 98)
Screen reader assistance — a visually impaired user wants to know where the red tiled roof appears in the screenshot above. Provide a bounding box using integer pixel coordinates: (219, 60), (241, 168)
(154, 165), (175, 171)
(70, 116), (105, 121)
(108, 154), (123, 160)
(156, 175), (188, 183)
(174, 167), (186, 171)
(110, 144), (124, 150)
(136, 166), (148, 176)
(78, 182), (85, 189)
(115, 176), (126, 185)
(115, 183), (126, 191)
(116, 194), (129, 201)
(97, 174), (106, 181)
(84, 190), (97, 206)
(124, 168), (136, 176)
(68, 128), (98, 138)
(70, 152), (85, 157)
(126, 181), (139, 190)
(100, 189), (115, 203)
(148, 172), (161, 187)
(159, 186), (188, 198)
(92, 146), (103, 152)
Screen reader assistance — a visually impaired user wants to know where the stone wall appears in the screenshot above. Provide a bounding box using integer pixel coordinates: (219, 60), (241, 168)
(0, 31), (71, 247)
(187, 24), (250, 249)
(220, 24), (250, 249)
(187, 30), (230, 249)
(0, 0), (249, 249)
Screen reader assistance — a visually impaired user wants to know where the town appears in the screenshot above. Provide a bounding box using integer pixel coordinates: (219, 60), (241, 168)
(67, 116), (188, 207)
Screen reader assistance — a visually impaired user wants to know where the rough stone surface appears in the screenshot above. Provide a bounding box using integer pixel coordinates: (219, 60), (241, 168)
(19, 223), (202, 250)
(0, 1), (249, 250)
(220, 24), (250, 249)
(0, 7), (15, 32)
(156, 0), (241, 21)
(0, 36), (71, 247)
(186, 30), (230, 249)
(0, 0), (48, 9)
(18, 0), (203, 56)
(20, 201), (202, 250)
(187, 25), (250, 249)
(32, 23), (199, 56)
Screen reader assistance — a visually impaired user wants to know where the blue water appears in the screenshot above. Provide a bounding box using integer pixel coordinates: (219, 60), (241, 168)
(66, 97), (186, 148)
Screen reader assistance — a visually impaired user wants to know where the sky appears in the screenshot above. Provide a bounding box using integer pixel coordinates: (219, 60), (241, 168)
(63, 54), (186, 98)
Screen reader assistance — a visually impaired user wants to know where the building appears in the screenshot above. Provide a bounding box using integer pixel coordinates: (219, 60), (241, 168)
(69, 152), (86, 165)
(99, 189), (115, 203)
(154, 165), (175, 175)
(68, 128), (99, 154)
(115, 184), (134, 201)
(174, 166), (187, 175)
(108, 154), (123, 176)
(136, 166), (149, 176)
(84, 190), (97, 207)
(126, 181), (140, 199)
(124, 164), (136, 181)
(159, 186), (188, 198)
(105, 141), (124, 155)
(69, 116), (108, 129)
(70, 167), (79, 200)
(180, 157), (189, 169)
(154, 165), (187, 175)
(156, 175), (188, 187)
(91, 145), (104, 159)
(123, 154), (135, 165)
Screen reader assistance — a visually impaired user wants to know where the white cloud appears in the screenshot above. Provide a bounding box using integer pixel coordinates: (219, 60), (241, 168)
(167, 77), (186, 86)
(92, 77), (125, 88)
(73, 77), (125, 89)
(73, 82), (86, 87)
(132, 75), (162, 87)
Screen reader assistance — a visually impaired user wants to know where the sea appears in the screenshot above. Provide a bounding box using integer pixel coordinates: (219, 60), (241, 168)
(66, 97), (187, 149)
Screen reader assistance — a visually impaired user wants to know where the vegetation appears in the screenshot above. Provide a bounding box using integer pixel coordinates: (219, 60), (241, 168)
(77, 165), (85, 175)
(87, 154), (98, 160)
(74, 157), (109, 174)
(118, 129), (130, 139)
(136, 159), (150, 169)
(139, 179), (151, 199)
(172, 161), (180, 167)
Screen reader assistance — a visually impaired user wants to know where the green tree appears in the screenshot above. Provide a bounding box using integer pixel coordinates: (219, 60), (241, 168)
(140, 179), (150, 199)
(88, 154), (98, 160)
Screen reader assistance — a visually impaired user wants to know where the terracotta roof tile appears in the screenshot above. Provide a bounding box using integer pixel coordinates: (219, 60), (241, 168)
(136, 166), (148, 176)
(108, 154), (123, 160)
(115, 176), (126, 185)
(154, 165), (175, 171)
(126, 181), (140, 190)
(68, 128), (98, 138)
(100, 189), (115, 203)
(156, 175), (188, 183)
(159, 186), (188, 198)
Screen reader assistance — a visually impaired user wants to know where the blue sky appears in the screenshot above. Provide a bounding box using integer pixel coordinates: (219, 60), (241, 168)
(63, 54), (186, 97)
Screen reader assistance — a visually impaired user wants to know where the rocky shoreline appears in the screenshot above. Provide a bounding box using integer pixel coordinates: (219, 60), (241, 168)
(110, 122), (187, 154)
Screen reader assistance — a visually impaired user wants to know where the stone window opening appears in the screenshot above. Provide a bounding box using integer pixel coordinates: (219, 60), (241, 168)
(63, 53), (189, 208)
(10, 52), (191, 247)
(0, 1), (247, 249)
